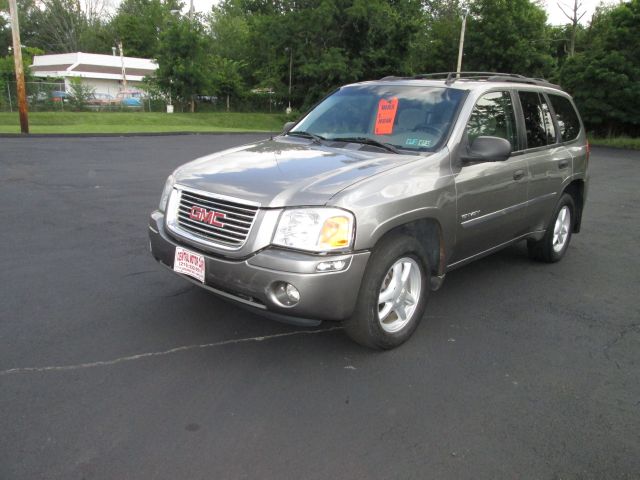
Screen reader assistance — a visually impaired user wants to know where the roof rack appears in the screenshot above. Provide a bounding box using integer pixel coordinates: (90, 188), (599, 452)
(380, 72), (560, 89)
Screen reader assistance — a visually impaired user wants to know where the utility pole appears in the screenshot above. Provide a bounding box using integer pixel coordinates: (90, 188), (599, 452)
(118, 41), (127, 91)
(8, 0), (29, 134)
(456, 11), (467, 78)
(188, 0), (194, 21)
(286, 47), (292, 114)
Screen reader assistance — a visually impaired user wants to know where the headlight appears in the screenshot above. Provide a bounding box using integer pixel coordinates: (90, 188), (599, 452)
(273, 208), (355, 252)
(158, 175), (175, 212)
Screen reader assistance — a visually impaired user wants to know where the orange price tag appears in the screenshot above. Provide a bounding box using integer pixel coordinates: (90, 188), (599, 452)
(374, 98), (399, 135)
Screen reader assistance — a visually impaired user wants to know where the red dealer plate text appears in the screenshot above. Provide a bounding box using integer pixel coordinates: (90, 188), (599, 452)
(173, 246), (205, 283)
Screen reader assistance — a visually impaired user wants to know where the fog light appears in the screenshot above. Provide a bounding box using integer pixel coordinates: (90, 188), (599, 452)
(271, 281), (301, 307)
(316, 259), (347, 272)
(285, 284), (300, 302)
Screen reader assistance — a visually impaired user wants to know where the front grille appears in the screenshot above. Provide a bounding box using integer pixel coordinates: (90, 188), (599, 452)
(175, 189), (259, 248)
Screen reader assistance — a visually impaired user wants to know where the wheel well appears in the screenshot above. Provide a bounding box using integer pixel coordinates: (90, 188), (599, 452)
(564, 180), (585, 233)
(376, 219), (444, 276)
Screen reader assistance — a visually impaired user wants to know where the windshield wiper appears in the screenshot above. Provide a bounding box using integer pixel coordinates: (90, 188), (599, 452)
(331, 137), (401, 154)
(286, 131), (326, 144)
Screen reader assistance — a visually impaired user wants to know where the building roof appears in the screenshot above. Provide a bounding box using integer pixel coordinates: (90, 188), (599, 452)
(31, 52), (158, 82)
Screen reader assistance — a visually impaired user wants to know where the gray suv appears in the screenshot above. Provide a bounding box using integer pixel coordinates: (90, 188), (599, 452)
(149, 72), (589, 349)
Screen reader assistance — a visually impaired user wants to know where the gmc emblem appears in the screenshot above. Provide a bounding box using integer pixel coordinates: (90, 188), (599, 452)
(189, 206), (226, 227)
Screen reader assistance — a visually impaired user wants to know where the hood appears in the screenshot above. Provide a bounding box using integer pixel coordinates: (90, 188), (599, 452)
(173, 137), (421, 207)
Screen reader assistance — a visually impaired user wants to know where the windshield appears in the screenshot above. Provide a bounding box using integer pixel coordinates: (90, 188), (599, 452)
(290, 84), (465, 152)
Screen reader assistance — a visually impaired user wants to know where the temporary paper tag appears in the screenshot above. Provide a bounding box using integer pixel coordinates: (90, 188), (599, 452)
(374, 98), (399, 135)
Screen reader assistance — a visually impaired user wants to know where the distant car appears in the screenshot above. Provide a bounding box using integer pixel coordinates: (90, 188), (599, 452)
(116, 90), (144, 107)
(195, 95), (218, 103)
(87, 92), (116, 108)
(51, 90), (68, 103)
(27, 91), (49, 104)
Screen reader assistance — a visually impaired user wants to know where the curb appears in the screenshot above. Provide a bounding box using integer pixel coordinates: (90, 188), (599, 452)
(589, 144), (640, 152)
(0, 131), (279, 139)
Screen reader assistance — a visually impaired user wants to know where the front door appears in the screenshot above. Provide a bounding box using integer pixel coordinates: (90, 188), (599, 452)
(451, 90), (529, 264)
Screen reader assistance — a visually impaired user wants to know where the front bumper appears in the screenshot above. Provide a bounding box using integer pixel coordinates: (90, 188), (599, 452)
(149, 211), (370, 325)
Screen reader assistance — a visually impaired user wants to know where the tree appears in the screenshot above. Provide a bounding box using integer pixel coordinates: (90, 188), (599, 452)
(0, 0), (39, 54)
(110, 0), (183, 59)
(0, 45), (40, 82)
(67, 76), (95, 110)
(154, 15), (213, 112)
(0, 46), (41, 110)
(0, 2), (10, 56)
(557, 0), (586, 57)
(411, 1), (464, 73)
(23, 0), (111, 53)
(211, 0), (427, 110)
(464, 0), (555, 78)
(208, 3), (251, 62)
(559, 0), (640, 136)
(211, 56), (244, 111)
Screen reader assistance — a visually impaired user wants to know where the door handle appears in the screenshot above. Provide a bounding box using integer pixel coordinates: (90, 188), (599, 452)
(558, 160), (570, 169)
(513, 169), (525, 181)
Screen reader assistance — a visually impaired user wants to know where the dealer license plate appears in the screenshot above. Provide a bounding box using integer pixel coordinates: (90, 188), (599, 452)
(173, 247), (205, 283)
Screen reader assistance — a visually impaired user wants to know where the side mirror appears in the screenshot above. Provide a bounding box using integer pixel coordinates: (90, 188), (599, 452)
(283, 121), (295, 134)
(461, 136), (512, 163)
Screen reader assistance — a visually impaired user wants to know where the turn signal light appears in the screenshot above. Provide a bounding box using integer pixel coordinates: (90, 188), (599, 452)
(318, 216), (351, 249)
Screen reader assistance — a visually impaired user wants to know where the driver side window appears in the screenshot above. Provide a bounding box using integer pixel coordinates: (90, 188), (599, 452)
(466, 91), (518, 149)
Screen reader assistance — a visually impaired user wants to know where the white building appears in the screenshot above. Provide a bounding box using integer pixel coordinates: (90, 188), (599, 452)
(30, 52), (158, 96)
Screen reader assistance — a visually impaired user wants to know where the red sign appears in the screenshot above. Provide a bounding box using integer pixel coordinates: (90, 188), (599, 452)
(189, 206), (226, 227)
(374, 98), (399, 135)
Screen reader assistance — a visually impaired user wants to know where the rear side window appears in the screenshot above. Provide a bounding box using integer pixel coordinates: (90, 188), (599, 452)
(549, 94), (581, 142)
(518, 91), (556, 148)
(466, 91), (518, 149)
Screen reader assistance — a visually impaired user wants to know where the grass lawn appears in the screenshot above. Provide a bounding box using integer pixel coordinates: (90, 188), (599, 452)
(3, 113), (638, 150)
(589, 136), (640, 150)
(0, 112), (287, 134)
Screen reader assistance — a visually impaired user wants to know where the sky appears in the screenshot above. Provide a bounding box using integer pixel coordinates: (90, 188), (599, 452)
(544, 0), (618, 25)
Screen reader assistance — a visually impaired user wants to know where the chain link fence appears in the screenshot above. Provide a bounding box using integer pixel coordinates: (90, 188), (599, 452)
(0, 81), (287, 113)
(1, 81), (66, 112)
(0, 81), (159, 112)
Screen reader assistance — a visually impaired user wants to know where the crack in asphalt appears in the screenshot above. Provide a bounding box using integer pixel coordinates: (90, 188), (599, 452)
(0, 327), (343, 376)
(603, 322), (640, 360)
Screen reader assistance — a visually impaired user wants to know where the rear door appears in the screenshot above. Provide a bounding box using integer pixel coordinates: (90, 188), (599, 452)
(451, 90), (530, 264)
(516, 90), (573, 232)
(548, 92), (589, 185)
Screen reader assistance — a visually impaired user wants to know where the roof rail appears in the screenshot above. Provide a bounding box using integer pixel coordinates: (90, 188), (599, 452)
(379, 72), (560, 89)
(485, 75), (561, 89)
(379, 75), (409, 81)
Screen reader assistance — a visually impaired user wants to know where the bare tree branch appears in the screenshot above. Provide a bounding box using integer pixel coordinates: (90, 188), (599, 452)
(557, 0), (585, 57)
(557, 2), (573, 22)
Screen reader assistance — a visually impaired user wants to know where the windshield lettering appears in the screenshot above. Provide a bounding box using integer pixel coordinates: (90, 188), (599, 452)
(375, 98), (399, 135)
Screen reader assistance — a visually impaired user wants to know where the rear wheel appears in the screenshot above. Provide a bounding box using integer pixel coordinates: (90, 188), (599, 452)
(528, 193), (575, 263)
(345, 234), (429, 349)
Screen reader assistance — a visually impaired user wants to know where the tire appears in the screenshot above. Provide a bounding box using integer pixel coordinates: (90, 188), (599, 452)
(527, 193), (575, 263)
(344, 234), (430, 350)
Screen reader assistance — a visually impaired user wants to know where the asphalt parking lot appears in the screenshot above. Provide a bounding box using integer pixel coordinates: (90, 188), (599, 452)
(1, 135), (639, 479)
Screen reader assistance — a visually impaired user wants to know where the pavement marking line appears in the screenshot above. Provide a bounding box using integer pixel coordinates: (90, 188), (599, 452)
(0, 327), (343, 376)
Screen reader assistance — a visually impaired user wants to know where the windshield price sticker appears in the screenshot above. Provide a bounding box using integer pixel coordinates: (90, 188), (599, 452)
(374, 98), (399, 135)
(173, 247), (206, 283)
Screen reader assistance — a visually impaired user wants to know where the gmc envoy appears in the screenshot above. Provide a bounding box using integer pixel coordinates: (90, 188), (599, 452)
(149, 72), (589, 349)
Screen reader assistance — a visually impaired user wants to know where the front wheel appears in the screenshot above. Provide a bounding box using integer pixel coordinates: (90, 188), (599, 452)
(344, 234), (429, 349)
(528, 193), (575, 263)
